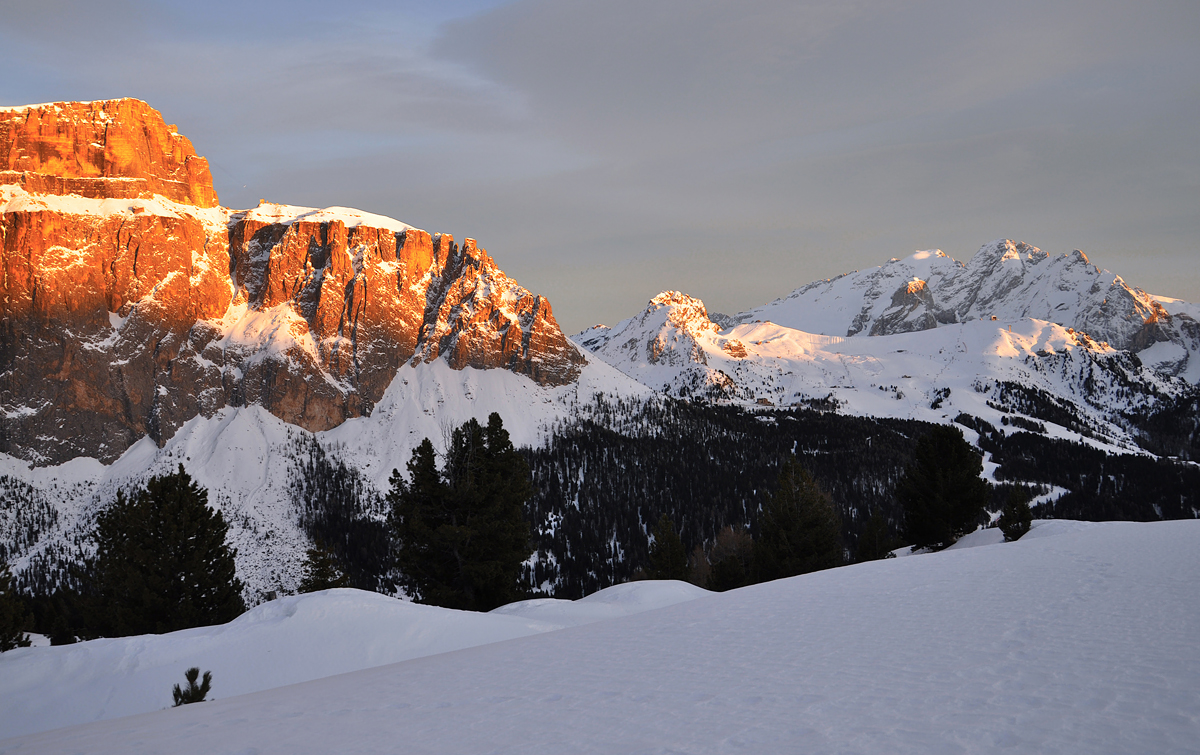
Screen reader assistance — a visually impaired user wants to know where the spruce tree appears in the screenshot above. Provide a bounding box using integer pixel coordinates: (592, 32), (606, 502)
(897, 425), (991, 550)
(84, 465), (245, 637)
(646, 514), (688, 581)
(172, 667), (212, 706)
(0, 561), (32, 651)
(389, 413), (533, 611)
(298, 540), (351, 593)
(752, 460), (843, 582)
(705, 526), (754, 592)
(998, 488), (1034, 542)
(854, 507), (897, 562)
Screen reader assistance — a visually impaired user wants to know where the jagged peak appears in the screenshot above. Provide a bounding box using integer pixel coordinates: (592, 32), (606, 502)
(643, 291), (720, 334)
(968, 239), (1047, 268)
(648, 290), (705, 310)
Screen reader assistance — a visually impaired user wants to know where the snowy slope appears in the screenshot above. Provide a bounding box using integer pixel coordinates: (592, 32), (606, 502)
(576, 291), (1187, 453)
(0, 581), (706, 739)
(4, 519), (1197, 754)
(0, 352), (654, 601)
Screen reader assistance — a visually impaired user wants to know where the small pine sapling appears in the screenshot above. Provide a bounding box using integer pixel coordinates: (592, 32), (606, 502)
(998, 488), (1034, 542)
(172, 667), (213, 706)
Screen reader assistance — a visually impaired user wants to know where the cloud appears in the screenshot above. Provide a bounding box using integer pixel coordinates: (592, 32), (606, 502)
(428, 0), (1200, 329)
(1, 0), (1197, 332)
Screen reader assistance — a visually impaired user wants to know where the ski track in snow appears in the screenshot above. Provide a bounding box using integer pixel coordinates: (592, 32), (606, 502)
(3, 520), (1198, 754)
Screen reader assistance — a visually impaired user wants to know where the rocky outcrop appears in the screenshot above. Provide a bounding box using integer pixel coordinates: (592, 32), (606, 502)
(1, 99), (218, 208)
(868, 278), (940, 336)
(0, 99), (582, 465)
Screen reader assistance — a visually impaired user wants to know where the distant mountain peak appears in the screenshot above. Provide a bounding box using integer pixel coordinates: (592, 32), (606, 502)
(729, 239), (1198, 381)
(575, 239), (1199, 449)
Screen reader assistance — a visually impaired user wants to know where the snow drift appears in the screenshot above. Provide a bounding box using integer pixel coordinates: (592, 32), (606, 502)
(3, 519), (1197, 754)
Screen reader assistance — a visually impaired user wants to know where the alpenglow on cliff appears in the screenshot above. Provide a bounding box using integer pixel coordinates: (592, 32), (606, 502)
(0, 99), (584, 465)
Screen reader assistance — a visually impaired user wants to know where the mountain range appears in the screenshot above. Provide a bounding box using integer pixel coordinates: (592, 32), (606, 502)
(572, 243), (1199, 454)
(1, 99), (1197, 600)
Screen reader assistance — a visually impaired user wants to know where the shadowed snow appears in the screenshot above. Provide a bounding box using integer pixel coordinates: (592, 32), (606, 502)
(3, 519), (1197, 754)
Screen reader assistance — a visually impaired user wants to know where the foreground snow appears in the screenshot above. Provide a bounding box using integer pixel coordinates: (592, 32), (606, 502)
(4, 520), (1198, 754)
(0, 581), (706, 739)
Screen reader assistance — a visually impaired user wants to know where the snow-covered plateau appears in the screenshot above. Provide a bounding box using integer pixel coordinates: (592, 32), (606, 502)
(2, 519), (1197, 753)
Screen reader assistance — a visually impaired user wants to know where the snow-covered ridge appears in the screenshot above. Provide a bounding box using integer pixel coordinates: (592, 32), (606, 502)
(578, 290), (1182, 452)
(235, 201), (414, 234)
(0, 183), (227, 227)
(0, 186), (420, 240)
(574, 239), (1200, 445)
(727, 239), (1199, 381)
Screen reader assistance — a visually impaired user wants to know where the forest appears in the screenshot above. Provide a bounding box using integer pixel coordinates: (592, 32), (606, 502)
(6, 393), (1199, 630)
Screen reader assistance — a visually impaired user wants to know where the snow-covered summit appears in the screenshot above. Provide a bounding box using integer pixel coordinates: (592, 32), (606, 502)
(572, 291), (736, 396)
(733, 239), (1198, 381)
(235, 200), (415, 234)
(572, 242), (1199, 451)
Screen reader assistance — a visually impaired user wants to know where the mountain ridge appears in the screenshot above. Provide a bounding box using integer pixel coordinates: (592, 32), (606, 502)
(572, 241), (1199, 456)
(1, 99), (583, 465)
(2, 98), (1198, 607)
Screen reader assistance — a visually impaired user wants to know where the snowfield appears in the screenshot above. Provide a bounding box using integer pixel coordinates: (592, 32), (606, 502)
(3, 519), (1197, 754)
(0, 581), (707, 740)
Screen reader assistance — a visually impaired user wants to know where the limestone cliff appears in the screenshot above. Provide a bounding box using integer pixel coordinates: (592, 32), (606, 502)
(0, 99), (582, 465)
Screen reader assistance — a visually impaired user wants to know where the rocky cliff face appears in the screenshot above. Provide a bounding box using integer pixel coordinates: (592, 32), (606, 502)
(1, 99), (218, 208)
(0, 99), (582, 465)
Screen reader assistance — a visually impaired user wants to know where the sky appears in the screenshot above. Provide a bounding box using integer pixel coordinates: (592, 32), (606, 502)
(1, 0), (1197, 333)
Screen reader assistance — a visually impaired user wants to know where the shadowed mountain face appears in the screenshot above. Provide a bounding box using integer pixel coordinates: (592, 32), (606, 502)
(0, 99), (582, 465)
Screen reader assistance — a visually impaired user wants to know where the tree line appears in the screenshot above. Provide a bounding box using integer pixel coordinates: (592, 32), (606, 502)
(4, 394), (1198, 646)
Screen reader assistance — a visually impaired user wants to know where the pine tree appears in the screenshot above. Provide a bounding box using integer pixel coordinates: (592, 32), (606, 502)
(752, 460), (843, 582)
(172, 667), (212, 706)
(0, 561), (32, 651)
(297, 540), (351, 593)
(897, 425), (991, 550)
(646, 514), (688, 581)
(705, 526), (754, 592)
(84, 465), (245, 637)
(998, 488), (1034, 542)
(854, 507), (897, 562)
(389, 413), (533, 611)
